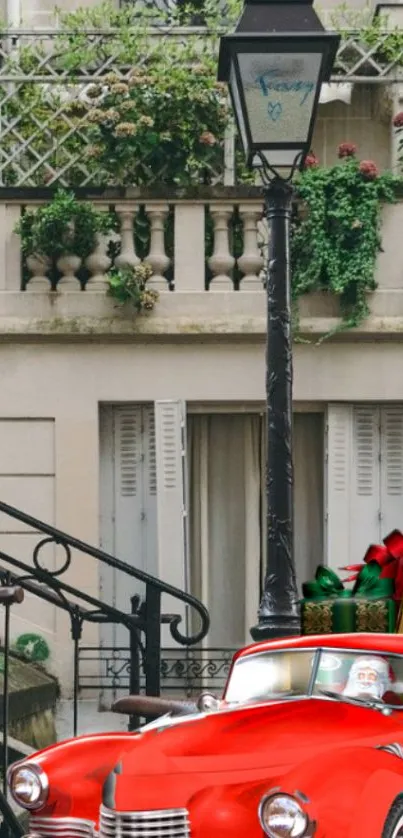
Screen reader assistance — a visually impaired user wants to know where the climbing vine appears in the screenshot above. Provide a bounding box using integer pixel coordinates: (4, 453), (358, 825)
(291, 144), (401, 332)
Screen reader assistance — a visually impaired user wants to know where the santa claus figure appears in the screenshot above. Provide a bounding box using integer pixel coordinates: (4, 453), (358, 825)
(343, 656), (391, 700)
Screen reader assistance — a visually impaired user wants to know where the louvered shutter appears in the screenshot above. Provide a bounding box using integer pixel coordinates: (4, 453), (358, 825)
(351, 405), (381, 560)
(325, 405), (352, 571)
(100, 405), (159, 658)
(142, 406), (158, 578)
(325, 404), (380, 571)
(380, 406), (403, 533)
(155, 400), (188, 645)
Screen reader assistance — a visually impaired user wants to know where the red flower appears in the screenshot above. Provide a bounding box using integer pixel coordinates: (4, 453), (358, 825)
(304, 153), (319, 169)
(338, 142), (357, 158)
(359, 160), (379, 180)
(199, 131), (217, 146)
(393, 111), (403, 128)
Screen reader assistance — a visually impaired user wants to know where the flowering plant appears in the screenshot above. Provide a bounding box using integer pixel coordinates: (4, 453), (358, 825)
(291, 144), (401, 332)
(108, 263), (159, 313)
(79, 53), (229, 186)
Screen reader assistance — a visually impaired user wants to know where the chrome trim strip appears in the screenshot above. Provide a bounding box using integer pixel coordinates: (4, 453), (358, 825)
(377, 743), (403, 759)
(29, 815), (95, 829)
(99, 805), (190, 838)
(101, 808), (188, 819)
(30, 816), (95, 838)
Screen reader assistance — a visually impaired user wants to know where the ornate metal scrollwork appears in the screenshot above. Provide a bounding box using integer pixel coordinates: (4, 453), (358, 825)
(33, 536), (72, 576)
(82, 647), (236, 696)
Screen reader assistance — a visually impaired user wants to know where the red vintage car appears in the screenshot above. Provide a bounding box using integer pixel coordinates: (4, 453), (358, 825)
(8, 632), (403, 838)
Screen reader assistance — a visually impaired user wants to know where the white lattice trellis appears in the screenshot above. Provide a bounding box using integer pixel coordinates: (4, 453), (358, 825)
(0, 27), (401, 187)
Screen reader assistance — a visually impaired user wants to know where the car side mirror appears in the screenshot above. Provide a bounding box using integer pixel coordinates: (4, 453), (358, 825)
(197, 692), (220, 713)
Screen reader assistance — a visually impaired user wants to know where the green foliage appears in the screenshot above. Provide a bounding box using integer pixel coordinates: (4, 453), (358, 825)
(0, 0), (240, 186)
(56, 0), (241, 41)
(15, 189), (114, 260)
(291, 147), (401, 333)
(1, 2), (402, 186)
(327, 2), (403, 66)
(108, 263), (159, 313)
(81, 61), (229, 187)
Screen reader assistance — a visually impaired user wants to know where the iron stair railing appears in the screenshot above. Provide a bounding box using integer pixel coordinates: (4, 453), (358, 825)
(0, 500), (209, 838)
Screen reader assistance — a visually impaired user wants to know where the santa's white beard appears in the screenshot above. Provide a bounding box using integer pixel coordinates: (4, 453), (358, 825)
(345, 681), (384, 699)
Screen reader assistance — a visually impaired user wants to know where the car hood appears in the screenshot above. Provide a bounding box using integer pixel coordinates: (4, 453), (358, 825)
(115, 696), (403, 780)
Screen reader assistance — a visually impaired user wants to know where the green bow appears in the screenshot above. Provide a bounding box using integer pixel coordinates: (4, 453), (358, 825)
(302, 562), (394, 601)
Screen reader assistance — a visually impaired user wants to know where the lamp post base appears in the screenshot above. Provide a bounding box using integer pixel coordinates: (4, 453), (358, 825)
(250, 615), (301, 642)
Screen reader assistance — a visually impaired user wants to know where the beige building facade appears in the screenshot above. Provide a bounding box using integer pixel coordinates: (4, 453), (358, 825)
(0, 0), (402, 698)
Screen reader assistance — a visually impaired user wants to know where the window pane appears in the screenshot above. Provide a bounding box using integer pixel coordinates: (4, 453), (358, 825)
(313, 650), (403, 706)
(225, 651), (315, 703)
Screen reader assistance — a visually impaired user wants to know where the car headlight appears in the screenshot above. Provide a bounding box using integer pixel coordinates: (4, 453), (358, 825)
(7, 763), (49, 810)
(259, 793), (309, 838)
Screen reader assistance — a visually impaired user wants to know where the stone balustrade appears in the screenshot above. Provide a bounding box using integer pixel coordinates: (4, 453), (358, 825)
(0, 190), (402, 340)
(0, 193), (266, 294)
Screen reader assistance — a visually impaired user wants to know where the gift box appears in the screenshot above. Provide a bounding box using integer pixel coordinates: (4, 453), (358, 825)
(340, 529), (403, 603)
(339, 528), (403, 633)
(301, 565), (396, 635)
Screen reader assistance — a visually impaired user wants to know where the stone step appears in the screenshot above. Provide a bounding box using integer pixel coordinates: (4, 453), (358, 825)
(56, 699), (129, 742)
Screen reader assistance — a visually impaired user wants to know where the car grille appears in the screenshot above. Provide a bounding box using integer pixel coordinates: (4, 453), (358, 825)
(99, 805), (191, 838)
(29, 816), (95, 838)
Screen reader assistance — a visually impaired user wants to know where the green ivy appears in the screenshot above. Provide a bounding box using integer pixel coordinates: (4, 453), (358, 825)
(291, 147), (401, 333)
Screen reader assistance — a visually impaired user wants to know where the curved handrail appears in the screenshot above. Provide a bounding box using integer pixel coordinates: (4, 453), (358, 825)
(0, 500), (209, 645)
(0, 553), (139, 632)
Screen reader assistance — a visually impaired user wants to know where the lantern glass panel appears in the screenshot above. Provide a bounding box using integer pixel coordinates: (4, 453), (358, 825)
(229, 62), (249, 152)
(237, 51), (323, 145)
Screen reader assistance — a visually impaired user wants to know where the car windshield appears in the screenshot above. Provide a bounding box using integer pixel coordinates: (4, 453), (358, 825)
(224, 649), (403, 708)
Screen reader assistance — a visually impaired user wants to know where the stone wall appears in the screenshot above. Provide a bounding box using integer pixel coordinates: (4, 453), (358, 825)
(0, 653), (58, 751)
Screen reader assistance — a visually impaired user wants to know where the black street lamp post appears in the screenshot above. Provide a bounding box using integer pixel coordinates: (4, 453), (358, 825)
(218, 0), (340, 640)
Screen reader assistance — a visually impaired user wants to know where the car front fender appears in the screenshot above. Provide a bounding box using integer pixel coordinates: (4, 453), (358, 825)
(10, 733), (136, 821)
(276, 745), (403, 838)
(348, 766), (403, 838)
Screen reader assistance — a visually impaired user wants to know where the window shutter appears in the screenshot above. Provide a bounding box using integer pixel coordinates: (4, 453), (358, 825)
(100, 403), (159, 700)
(326, 404), (381, 571)
(155, 400), (188, 643)
(114, 406), (155, 620)
(380, 406), (403, 533)
(351, 405), (381, 559)
(113, 404), (159, 606)
(117, 406), (141, 499)
(325, 404), (352, 571)
(100, 405), (151, 672)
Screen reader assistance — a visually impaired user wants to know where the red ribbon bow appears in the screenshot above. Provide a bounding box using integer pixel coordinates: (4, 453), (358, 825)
(340, 529), (403, 601)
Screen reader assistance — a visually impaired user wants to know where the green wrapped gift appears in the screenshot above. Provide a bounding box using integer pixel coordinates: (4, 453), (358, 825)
(301, 564), (396, 635)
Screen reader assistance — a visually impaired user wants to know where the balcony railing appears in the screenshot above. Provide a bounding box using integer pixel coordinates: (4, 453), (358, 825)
(0, 188), (267, 294)
(1, 189), (403, 339)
